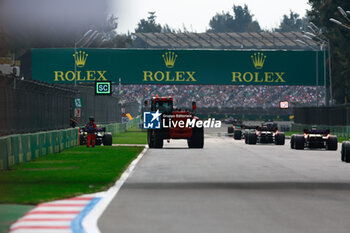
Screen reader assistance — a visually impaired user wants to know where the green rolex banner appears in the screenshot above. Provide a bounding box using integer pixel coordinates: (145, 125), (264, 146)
(28, 48), (326, 85)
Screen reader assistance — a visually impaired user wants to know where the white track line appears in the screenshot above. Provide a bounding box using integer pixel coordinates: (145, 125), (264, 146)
(33, 207), (85, 212)
(18, 214), (77, 219)
(82, 147), (148, 233)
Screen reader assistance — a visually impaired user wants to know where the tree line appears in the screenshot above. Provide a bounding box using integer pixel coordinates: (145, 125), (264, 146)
(307, 0), (350, 104)
(135, 5), (307, 33)
(0, 4), (307, 57)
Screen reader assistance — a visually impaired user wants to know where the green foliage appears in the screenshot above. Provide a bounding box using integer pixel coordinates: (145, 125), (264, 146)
(134, 12), (176, 33)
(135, 12), (162, 33)
(308, 0), (350, 104)
(275, 11), (309, 32)
(208, 4), (261, 32)
(133, 12), (178, 47)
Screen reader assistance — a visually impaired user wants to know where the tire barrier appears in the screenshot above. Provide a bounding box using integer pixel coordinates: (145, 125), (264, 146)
(0, 128), (79, 171)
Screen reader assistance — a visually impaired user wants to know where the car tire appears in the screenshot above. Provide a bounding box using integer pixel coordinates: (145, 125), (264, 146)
(103, 133), (113, 146)
(341, 142), (346, 162)
(247, 132), (257, 145)
(343, 141), (350, 163)
(275, 133), (285, 145)
(234, 130), (242, 140)
(79, 134), (86, 145)
(326, 135), (338, 151)
(294, 135), (304, 150)
(290, 134), (296, 149)
(95, 139), (102, 146)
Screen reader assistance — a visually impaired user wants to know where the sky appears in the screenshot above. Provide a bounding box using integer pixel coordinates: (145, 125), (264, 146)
(113, 0), (311, 33)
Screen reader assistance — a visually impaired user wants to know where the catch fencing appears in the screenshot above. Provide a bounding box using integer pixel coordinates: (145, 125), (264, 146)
(0, 75), (124, 136)
(66, 84), (122, 125)
(293, 105), (350, 137)
(294, 105), (350, 126)
(0, 75), (77, 136)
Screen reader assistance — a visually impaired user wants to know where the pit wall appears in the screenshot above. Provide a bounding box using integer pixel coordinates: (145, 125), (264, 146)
(292, 123), (350, 137)
(0, 117), (140, 171)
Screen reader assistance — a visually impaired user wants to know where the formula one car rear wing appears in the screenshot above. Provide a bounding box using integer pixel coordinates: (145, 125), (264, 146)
(304, 129), (330, 135)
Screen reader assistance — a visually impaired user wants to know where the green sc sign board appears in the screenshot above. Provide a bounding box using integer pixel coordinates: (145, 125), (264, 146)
(95, 81), (112, 95)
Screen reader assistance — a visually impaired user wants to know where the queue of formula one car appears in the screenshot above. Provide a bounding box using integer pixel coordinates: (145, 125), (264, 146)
(227, 120), (285, 145)
(79, 114), (348, 164)
(225, 118), (350, 163)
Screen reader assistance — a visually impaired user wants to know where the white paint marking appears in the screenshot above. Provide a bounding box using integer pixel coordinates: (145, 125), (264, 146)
(11, 221), (71, 227)
(82, 147), (148, 233)
(10, 229), (72, 233)
(18, 214), (77, 219)
(33, 207), (85, 212)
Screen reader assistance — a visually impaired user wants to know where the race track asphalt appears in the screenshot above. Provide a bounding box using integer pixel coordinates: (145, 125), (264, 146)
(98, 127), (350, 233)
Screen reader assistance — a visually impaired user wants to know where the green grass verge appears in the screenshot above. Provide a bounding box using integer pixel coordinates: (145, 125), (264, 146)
(113, 126), (147, 144)
(284, 131), (299, 137)
(337, 137), (350, 143)
(0, 204), (34, 233)
(0, 146), (143, 204)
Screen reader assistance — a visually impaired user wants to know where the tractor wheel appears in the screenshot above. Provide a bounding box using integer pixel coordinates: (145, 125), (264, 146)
(233, 130), (242, 140)
(247, 132), (257, 145)
(275, 133), (285, 145)
(147, 130), (155, 148)
(189, 127), (204, 148)
(154, 130), (163, 148)
(326, 135), (338, 151)
(103, 134), (113, 146)
(227, 127), (233, 134)
(342, 142), (350, 163)
(290, 134), (296, 149)
(294, 135), (304, 150)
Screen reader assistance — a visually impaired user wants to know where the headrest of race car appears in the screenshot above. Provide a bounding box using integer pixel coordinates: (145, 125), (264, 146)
(304, 129), (330, 135)
(257, 125), (278, 131)
(244, 125), (258, 130)
(97, 127), (106, 132)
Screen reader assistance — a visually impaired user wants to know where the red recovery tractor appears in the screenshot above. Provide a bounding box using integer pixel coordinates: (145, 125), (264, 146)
(144, 96), (204, 149)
